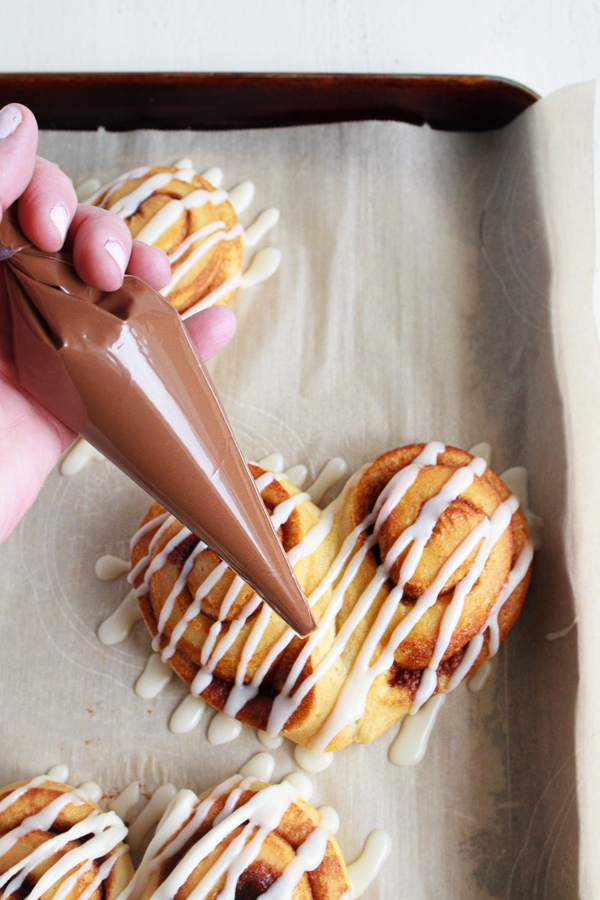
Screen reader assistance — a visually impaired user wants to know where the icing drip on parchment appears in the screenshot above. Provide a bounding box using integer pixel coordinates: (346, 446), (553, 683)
(126, 785), (178, 853)
(98, 591), (142, 646)
(347, 830), (392, 898)
(97, 443), (536, 768)
(169, 695), (207, 734)
(95, 555), (131, 581)
(238, 752), (275, 782)
(47, 770), (103, 806)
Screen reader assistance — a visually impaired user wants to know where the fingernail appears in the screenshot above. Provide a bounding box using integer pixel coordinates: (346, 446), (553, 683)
(104, 238), (126, 275)
(0, 104), (23, 139)
(50, 203), (69, 243)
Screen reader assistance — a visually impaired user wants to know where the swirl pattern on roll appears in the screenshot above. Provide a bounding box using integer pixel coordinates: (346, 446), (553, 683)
(90, 165), (243, 315)
(0, 777), (133, 900)
(131, 443), (533, 752)
(120, 776), (349, 900)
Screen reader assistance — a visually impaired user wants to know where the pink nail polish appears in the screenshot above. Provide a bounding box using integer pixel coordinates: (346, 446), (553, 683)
(104, 239), (127, 275)
(0, 105), (22, 140)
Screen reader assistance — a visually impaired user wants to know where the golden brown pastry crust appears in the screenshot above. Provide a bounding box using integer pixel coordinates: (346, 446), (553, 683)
(92, 166), (242, 314)
(133, 779), (349, 900)
(0, 779), (133, 900)
(133, 444), (532, 752)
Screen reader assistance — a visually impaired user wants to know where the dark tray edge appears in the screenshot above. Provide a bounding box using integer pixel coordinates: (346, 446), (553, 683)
(0, 72), (539, 133)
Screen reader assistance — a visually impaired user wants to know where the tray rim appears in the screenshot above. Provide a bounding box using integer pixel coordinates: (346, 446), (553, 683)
(0, 71), (539, 134)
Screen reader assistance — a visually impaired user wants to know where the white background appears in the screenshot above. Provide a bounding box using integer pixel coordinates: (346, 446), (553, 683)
(2, 0), (600, 98)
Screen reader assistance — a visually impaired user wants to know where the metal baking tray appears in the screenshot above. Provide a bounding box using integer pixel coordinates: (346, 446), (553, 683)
(0, 72), (537, 133)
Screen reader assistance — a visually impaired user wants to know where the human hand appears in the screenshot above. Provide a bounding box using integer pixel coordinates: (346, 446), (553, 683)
(0, 103), (236, 544)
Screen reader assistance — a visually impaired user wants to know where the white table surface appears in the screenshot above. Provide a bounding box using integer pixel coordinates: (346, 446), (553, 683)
(3, 0), (600, 98)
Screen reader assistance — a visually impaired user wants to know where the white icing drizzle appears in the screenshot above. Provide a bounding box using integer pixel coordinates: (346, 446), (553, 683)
(98, 590), (143, 646)
(169, 695), (207, 734)
(281, 773), (313, 803)
(227, 181), (255, 215)
(84, 166), (150, 207)
(525, 510), (543, 551)
(135, 199), (185, 247)
(317, 806), (340, 835)
(106, 173), (174, 218)
(410, 492), (517, 713)
(547, 618), (578, 641)
(121, 776), (335, 900)
(271, 493), (311, 530)
(135, 653), (173, 699)
(129, 513), (177, 599)
(265, 447), (447, 745)
(468, 442), (492, 466)
(498, 466), (543, 549)
(60, 438), (104, 476)
(75, 177), (102, 203)
(238, 753), (275, 782)
(447, 537), (534, 691)
(347, 830), (391, 898)
(199, 167), (224, 187)
(153, 539), (207, 661)
(302, 449), (530, 753)
(467, 657), (494, 692)
(137, 465), (328, 714)
(240, 248), (281, 288)
(243, 208), (280, 247)
(47, 765), (70, 782)
(95, 555), (131, 581)
(160, 223), (244, 298)
(307, 457), (348, 504)
(0, 777), (127, 900)
(168, 220), (225, 264)
(207, 712), (243, 745)
(126, 785), (178, 854)
(78, 783), (103, 805)
(388, 695), (446, 766)
(130, 512), (171, 553)
(174, 159), (193, 170)
(78, 165), (280, 343)
(257, 452), (286, 472)
(258, 730), (284, 750)
(500, 466), (528, 508)
(180, 274), (243, 319)
(114, 443), (535, 762)
(293, 746), (334, 774)
(283, 465), (308, 489)
(260, 824), (330, 899)
(109, 782), (140, 819)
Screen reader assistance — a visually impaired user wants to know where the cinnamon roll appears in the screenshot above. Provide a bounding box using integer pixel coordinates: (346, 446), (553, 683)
(121, 776), (349, 900)
(90, 165), (243, 316)
(130, 443), (533, 752)
(0, 776), (133, 900)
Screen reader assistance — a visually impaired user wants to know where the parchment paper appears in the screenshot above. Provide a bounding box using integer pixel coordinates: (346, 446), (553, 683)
(0, 81), (596, 899)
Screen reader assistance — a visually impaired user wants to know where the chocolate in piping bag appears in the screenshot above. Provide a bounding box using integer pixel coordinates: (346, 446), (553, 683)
(1, 207), (315, 636)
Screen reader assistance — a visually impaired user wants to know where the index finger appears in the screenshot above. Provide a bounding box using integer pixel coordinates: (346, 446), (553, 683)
(0, 104), (38, 215)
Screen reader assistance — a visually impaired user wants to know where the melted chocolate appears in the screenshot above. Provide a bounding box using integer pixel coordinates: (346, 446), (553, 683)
(1, 207), (315, 636)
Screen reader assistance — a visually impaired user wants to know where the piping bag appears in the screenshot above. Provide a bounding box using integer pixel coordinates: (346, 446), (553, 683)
(0, 205), (315, 636)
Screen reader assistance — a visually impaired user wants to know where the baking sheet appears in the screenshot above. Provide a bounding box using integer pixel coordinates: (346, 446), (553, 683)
(0, 81), (596, 898)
